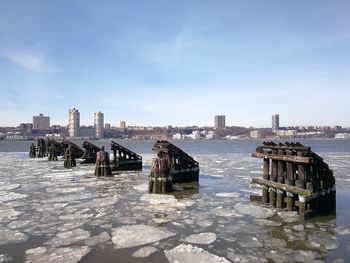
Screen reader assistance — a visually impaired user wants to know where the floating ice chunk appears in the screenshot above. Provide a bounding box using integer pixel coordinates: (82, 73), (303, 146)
(237, 236), (263, 248)
(45, 228), (91, 247)
(84, 232), (110, 246)
(264, 238), (287, 248)
(25, 246), (91, 263)
(140, 194), (177, 205)
(334, 226), (350, 235)
(0, 192), (28, 203)
(254, 219), (281, 227)
(164, 244), (230, 263)
(0, 209), (23, 221)
(182, 232), (217, 244)
(133, 183), (148, 191)
(226, 252), (267, 263)
(215, 192), (240, 198)
(308, 232), (339, 250)
(0, 254), (13, 262)
(0, 228), (29, 245)
(176, 200), (195, 207)
(7, 220), (33, 229)
(132, 246), (158, 258)
(277, 211), (299, 223)
(292, 250), (320, 262)
(111, 224), (176, 249)
(0, 183), (21, 191)
(292, 225), (304, 231)
(235, 203), (274, 219)
(265, 251), (293, 263)
(25, 247), (47, 255)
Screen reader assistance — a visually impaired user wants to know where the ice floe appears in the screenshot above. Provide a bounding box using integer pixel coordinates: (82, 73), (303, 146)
(0, 192), (28, 203)
(45, 228), (91, 247)
(182, 232), (217, 244)
(0, 254), (13, 262)
(132, 246), (158, 258)
(215, 192), (240, 198)
(140, 194), (177, 205)
(234, 203), (274, 218)
(25, 246), (91, 263)
(0, 228), (29, 245)
(111, 224), (176, 249)
(84, 232), (110, 246)
(164, 244), (230, 263)
(133, 183), (148, 191)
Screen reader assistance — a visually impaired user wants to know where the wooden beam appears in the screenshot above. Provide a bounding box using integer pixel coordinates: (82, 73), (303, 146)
(252, 152), (312, 164)
(252, 178), (312, 196)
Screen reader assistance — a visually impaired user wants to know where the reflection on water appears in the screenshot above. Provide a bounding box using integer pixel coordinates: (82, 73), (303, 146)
(0, 141), (350, 262)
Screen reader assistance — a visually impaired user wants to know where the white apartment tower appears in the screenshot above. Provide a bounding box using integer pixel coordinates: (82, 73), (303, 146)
(69, 108), (80, 137)
(94, 111), (104, 139)
(272, 113), (280, 132)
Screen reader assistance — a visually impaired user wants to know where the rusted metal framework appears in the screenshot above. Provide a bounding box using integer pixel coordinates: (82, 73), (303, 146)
(81, 141), (100, 164)
(149, 140), (199, 194)
(251, 142), (335, 218)
(110, 141), (142, 171)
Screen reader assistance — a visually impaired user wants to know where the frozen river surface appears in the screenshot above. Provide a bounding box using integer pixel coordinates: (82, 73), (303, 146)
(0, 140), (350, 262)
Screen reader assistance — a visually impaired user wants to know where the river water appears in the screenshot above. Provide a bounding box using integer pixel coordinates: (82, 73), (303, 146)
(0, 139), (349, 263)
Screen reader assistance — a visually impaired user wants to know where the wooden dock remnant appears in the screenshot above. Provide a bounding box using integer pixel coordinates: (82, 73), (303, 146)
(36, 138), (47, 158)
(95, 146), (112, 176)
(251, 142), (336, 218)
(110, 141), (142, 171)
(81, 141), (101, 164)
(149, 140), (199, 194)
(29, 143), (36, 158)
(62, 140), (84, 159)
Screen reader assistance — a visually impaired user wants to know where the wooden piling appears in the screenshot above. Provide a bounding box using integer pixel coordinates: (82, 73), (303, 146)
(262, 157), (270, 203)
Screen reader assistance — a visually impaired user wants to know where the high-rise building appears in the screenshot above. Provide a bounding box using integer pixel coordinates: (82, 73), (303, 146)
(68, 108), (80, 137)
(120, 121), (126, 131)
(272, 113), (279, 132)
(33, 113), (50, 130)
(94, 111), (104, 139)
(214, 115), (225, 129)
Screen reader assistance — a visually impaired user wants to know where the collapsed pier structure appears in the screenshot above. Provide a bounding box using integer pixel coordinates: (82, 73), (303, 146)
(149, 140), (199, 194)
(81, 141), (100, 164)
(110, 140), (142, 171)
(251, 142), (335, 218)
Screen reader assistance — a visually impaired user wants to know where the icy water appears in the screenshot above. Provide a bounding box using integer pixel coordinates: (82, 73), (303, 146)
(0, 139), (349, 263)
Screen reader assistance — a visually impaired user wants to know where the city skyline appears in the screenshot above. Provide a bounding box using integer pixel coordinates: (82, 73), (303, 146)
(1, 1), (350, 127)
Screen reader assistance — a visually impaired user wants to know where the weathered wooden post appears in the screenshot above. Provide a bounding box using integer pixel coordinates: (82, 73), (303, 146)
(285, 150), (295, 210)
(94, 146), (112, 176)
(269, 149), (278, 207)
(64, 145), (76, 168)
(48, 144), (58, 161)
(262, 156), (270, 203)
(276, 148), (285, 208)
(29, 143), (36, 158)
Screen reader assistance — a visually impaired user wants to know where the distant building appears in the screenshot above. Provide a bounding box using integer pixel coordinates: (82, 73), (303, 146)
(68, 108), (80, 137)
(33, 113), (50, 130)
(272, 113), (279, 132)
(335, 133), (350, 139)
(105, 123), (111, 130)
(214, 115), (225, 129)
(120, 121), (126, 131)
(94, 111), (104, 139)
(250, 130), (262, 139)
(80, 126), (94, 138)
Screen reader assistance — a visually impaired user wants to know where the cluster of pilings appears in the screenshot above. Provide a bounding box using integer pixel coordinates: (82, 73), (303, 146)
(251, 142), (335, 218)
(81, 141), (100, 164)
(149, 140), (199, 194)
(110, 141), (142, 171)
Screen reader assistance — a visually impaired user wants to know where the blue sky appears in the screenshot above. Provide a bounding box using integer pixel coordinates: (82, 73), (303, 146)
(0, 0), (349, 127)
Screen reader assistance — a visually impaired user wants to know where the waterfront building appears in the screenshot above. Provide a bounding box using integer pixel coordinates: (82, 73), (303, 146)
(120, 121), (126, 131)
(94, 111), (104, 139)
(214, 115), (225, 129)
(272, 113), (279, 132)
(33, 114), (50, 130)
(68, 108), (80, 137)
(250, 130), (262, 139)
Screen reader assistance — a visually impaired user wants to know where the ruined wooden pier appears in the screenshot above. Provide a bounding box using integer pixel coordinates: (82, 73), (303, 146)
(81, 141), (100, 164)
(251, 142), (335, 218)
(110, 141), (142, 171)
(62, 140), (84, 168)
(149, 140), (199, 194)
